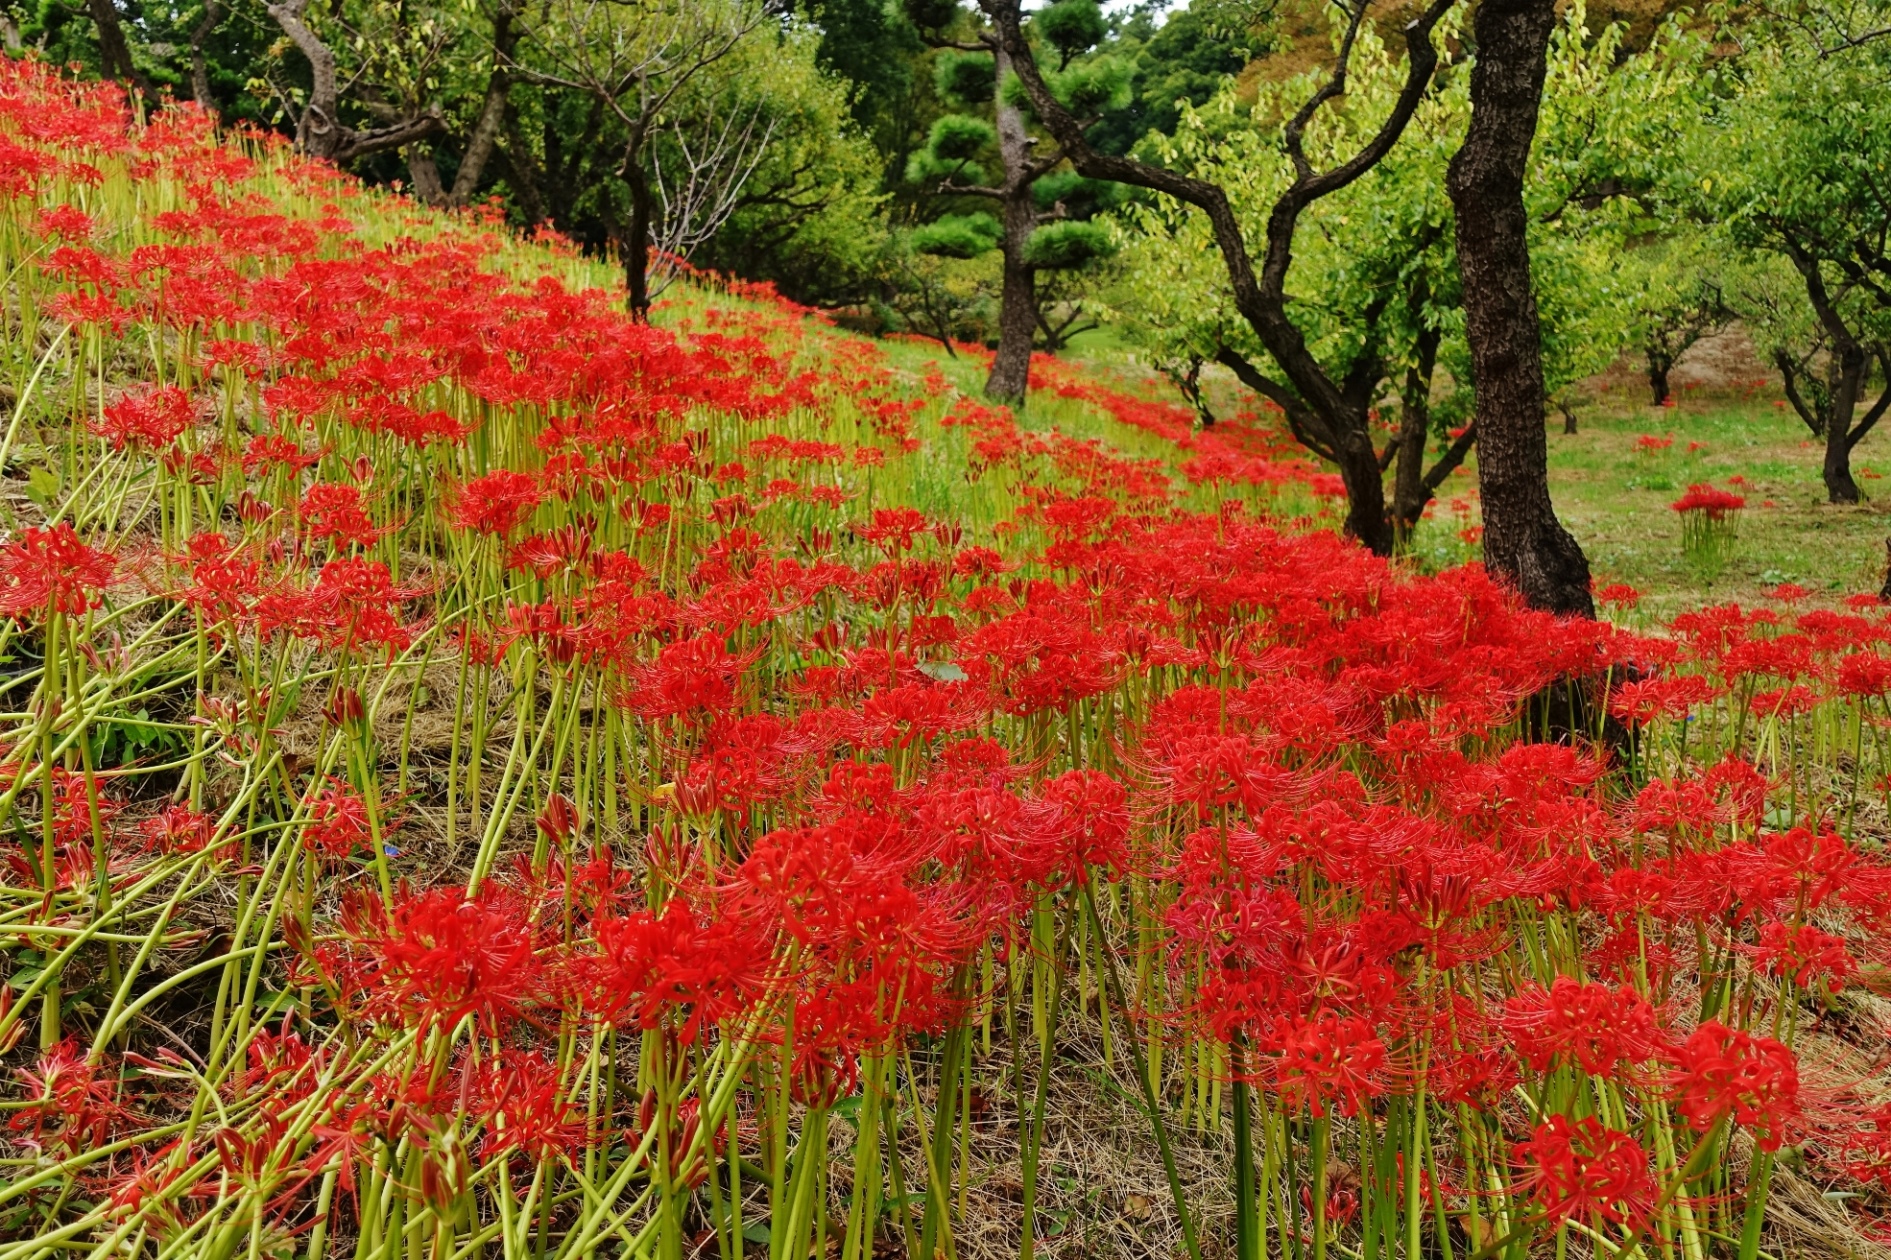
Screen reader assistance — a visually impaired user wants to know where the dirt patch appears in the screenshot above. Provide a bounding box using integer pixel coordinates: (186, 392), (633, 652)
(1589, 323), (1775, 403)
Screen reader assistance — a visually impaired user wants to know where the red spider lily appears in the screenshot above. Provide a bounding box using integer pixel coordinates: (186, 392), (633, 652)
(1747, 920), (1856, 988)
(38, 203), (94, 240)
(239, 436), (318, 482)
(1841, 1103), (1891, 1189)
(1609, 673), (1720, 724)
(93, 384), (195, 451)
(579, 904), (769, 1043)
(631, 1090), (723, 1186)
(1265, 1009), (1389, 1118)
(1726, 826), (1856, 920)
(1669, 1021), (1803, 1150)
(1835, 652), (1891, 696)
(299, 481), (384, 550)
(450, 469), (543, 538)
(465, 1049), (583, 1160)
(1008, 768), (1130, 889)
(1503, 976), (1673, 1079)
(1515, 1113), (1657, 1228)
(135, 803), (224, 856)
(300, 778), (381, 858)
(9, 1039), (131, 1153)
(536, 793), (581, 847)
(672, 714), (804, 823)
(330, 884), (543, 1033)
(254, 556), (422, 655)
(242, 1019), (323, 1104)
(507, 523), (600, 580)
(626, 635), (763, 722)
(175, 531), (262, 626)
(1670, 484), (1745, 518)
(47, 767), (121, 848)
(1596, 582), (1641, 609)
(0, 523), (117, 618)
(858, 507), (931, 555)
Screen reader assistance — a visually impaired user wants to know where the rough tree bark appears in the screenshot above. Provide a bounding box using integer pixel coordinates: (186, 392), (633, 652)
(407, 146), (446, 202)
(450, 0), (522, 206)
(1387, 321), (1480, 546)
(266, 0), (444, 163)
(1777, 243), (1891, 504)
(623, 141), (655, 321)
(1446, 0), (1593, 616)
(86, 0), (150, 97)
(189, 0), (225, 114)
(1645, 349), (1674, 408)
(986, 41), (1041, 402)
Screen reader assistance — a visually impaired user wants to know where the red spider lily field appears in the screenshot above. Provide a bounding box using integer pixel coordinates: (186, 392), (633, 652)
(9, 62), (1891, 1260)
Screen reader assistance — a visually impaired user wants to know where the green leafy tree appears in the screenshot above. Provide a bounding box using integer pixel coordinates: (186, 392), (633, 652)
(1102, 9), (1466, 552)
(510, 0), (855, 319)
(989, 0), (1459, 554)
(1084, 0), (1259, 157)
(1622, 236), (1733, 407)
(1687, 1), (1891, 502)
(1106, 5), (1682, 552)
(690, 39), (889, 307)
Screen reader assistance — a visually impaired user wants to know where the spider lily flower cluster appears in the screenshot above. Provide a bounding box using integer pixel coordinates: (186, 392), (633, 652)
(1671, 483), (1746, 572)
(5, 59), (1891, 1260)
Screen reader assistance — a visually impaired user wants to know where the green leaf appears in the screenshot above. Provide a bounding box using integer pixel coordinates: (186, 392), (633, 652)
(24, 465), (59, 508)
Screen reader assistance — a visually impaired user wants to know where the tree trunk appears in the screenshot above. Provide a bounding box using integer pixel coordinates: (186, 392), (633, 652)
(450, 1), (520, 205)
(266, 0), (343, 159)
(1391, 325), (1440, 547)
(1214, 346), (1395, 554)
(624, 151), (654, 322)
(189, 0), (224, 113)
(1446, 0), (1593, 617)
(1825, 342), (1865, 503)
(988, 190), (1038, 402)
(500, 110), (549, 227)
(985, 40), (1037, 404)
(1173, 357), (1215, 428)
(407, 144), (446, 203)
(1646, 344), (1672, 407)
(1335, 419), (1394, 554)
(86, 0), (148, 96)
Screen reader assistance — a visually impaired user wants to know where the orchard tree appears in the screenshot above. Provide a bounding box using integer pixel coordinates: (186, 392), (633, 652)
(985, 0), (1460, 553)
(689, 42), (889, 308)
(1625, 238), (1733, 407)
(1525, 13), (1703, 429)
(259, 0), (454, 165)
(1108, 18), (1472, 551)
(1110, 6), (1661, 551)
(513, 0), (800, 318)
(1445, 0), (1590, 613)
(1692, 4), (1891, 503)
(1734, 254), (1891, 496)
(905, 0), (1129, 400)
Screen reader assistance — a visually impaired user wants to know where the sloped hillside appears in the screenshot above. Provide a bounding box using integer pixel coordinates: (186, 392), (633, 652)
(4, 57), (1891, 1260)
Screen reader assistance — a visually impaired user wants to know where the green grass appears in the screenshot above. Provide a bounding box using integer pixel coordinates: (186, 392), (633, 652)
(1540, 380), (1891, 618)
